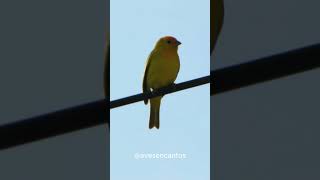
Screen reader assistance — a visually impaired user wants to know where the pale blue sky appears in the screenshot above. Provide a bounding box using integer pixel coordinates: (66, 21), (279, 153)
(110, 0), (210, 179)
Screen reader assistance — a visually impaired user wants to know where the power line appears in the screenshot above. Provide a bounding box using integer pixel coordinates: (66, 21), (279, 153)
(212, 43), (320, 94)
(110, 76), (210, 109)
(111, 43), (320, 106)
(0, 43), (320, 150)
(0, 100), (108, 150)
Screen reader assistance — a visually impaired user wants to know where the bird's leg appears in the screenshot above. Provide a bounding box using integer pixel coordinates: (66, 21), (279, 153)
(149, 88), (162, 100)
(150, 88), (158, 96)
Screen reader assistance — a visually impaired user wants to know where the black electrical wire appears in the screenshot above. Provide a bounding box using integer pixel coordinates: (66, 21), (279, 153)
(0, 44), (320, 150)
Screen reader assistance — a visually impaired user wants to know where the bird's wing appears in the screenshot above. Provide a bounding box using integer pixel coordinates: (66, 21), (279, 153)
(142, 50), (156, 104)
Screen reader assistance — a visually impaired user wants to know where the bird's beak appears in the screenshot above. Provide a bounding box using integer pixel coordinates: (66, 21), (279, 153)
(177, 41), (181, 46)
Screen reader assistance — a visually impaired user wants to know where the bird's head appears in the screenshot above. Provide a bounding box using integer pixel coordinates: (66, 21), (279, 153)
(154, 36), (181, 51)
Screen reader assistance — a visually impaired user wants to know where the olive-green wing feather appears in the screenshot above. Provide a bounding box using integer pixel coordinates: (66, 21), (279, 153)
(142, 50), (156, 104)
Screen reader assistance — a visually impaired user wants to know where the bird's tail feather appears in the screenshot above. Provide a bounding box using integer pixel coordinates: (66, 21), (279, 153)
(149, 97), (161, 129)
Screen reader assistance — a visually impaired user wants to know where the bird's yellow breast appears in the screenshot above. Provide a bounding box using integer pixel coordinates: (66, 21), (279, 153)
(146, 50), (180, 90)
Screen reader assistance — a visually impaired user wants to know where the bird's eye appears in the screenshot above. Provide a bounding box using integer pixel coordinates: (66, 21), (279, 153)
(167, 40), (171, 44)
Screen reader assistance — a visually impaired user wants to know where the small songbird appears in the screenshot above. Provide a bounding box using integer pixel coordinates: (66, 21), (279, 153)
(143, 36), (181, 129)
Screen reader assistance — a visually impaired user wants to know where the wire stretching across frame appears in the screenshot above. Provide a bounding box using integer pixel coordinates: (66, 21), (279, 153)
(0, 44), (320, 150)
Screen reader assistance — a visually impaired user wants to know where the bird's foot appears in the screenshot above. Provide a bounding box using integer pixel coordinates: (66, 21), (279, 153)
(150, 89), (160, 99)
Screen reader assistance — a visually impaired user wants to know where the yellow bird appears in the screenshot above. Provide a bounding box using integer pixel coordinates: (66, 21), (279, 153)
(143, 36), (181, 129)
(211, 0), (224, 54)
